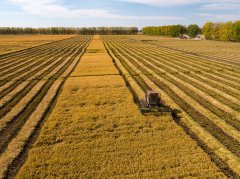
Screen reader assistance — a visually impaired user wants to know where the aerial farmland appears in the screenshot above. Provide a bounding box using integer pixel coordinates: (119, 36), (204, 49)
(1, 0), (240, 178)
(0, 32), (239, 178)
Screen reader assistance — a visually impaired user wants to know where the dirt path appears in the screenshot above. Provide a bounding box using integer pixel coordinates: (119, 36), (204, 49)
(16, 35), (225, 178)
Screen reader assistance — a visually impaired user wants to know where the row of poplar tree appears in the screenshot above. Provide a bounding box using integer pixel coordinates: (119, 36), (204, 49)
(0, 27), (138, 35)
(143, 21), (240, 42)
(142, 24), (200, 38)
(202, 21), (240, 42)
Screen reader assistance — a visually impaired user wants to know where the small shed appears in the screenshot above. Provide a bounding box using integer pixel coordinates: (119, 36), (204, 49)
(179, 34), (190, 39)
(195, 35), (205, 40)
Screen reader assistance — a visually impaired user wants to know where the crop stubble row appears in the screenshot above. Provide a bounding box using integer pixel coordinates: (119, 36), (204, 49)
(0, 35), (92, 178)
(102, 35), (240, 177)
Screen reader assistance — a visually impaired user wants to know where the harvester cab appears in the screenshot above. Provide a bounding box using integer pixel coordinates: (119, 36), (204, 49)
(145, 90), (160, 107)
(139, 90), (172, 115)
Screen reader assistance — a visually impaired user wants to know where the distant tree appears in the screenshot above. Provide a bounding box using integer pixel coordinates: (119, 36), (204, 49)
(222, 21), (233, 41)
(233, 21), (240, 42)
(187, 24), (200, 38)
(0, 27), (138, 35)
(202, 22), (214, 40)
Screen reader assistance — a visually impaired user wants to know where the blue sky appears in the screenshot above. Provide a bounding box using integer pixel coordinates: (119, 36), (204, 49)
(0, 0), (240, 28)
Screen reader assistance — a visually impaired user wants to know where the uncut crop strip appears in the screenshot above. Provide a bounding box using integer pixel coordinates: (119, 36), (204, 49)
(0, 35), (92, 171)
(102, 36), (240, 176)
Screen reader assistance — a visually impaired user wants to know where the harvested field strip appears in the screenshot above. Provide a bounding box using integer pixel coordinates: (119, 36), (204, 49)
(123, 42), (240, 82)
(116, 44), (240, 123)
(0, 36), (92, 178)
(0, 49), (56, 72)
(115, 44), (240, 116)
(0, 80), (63, 178)
(116, 42), (240, 113)
(0, 43), (76, 83)
(140, 40), (240, 67)
(0, 38), (90, 130)
(0, 48), (73, 100)
(0, 39), (89, 98)
(0, 41), (72, 68)
(0, 55), (68, 116)
(110, 44), (240, 156)
(191, 73), (240, 99)
(0, 42), (72, 74)
(0, 81), (29, 108)
(0, 36), (76, 61)
(104, 39), (240, 177)
(0, 40), (82, 81)
(135, 47), (240, 102)
(0, 39), (80, 76)
(0, 40), (71, 65)
(145, 41), (240, 64)
(116, 46), (240, 133)
(127, 41), (240, 76)
(0, 81), (45, 132)
(120, 42), (240, 95)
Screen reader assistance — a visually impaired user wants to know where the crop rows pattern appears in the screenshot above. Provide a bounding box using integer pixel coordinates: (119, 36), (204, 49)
(102, 35), (240, 177)
(0, 35), (92, 177)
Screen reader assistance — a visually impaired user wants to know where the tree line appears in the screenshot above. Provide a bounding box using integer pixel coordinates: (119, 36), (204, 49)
(142, 25), (200, 38)
(143, 21), (240, 42)
(202, 21), (240, 42)
(0, 27), (138, 35)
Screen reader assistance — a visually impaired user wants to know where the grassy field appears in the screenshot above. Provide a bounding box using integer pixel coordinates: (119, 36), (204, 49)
(15, 36), (225, 178)
(103, 35), (240, 176)
(0, 35), (75, 55)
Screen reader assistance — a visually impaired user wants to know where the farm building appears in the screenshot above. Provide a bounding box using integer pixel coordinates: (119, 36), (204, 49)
(195, 35), (205, 40)
(179, 34), (190, 39)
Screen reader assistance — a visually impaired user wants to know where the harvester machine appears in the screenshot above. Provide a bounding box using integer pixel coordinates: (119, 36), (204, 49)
(139, 90), (172, 115)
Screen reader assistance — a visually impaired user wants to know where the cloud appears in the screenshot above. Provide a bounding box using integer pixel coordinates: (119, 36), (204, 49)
(200, 3), (240, 10)
(197, 13), (240, 21)
(7, 0), (183, 20)
(116, 0), (199, 6)
(116, 0), (240, 7)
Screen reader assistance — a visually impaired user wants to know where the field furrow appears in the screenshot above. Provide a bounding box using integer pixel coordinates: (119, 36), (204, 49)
(103, 36), (240, 176)
(0, 35), (92, 178)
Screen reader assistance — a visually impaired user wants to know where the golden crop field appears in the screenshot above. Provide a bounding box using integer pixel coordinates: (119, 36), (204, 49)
(102, 35), (240, 176)
(0, 35), (91, 178)
(15, 36), (224, 178)
(0, 35), (75, 55)
(0, 35), (239, 178)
